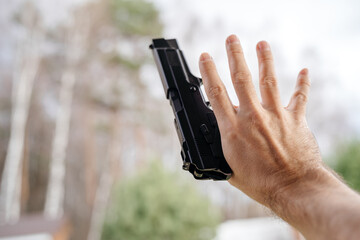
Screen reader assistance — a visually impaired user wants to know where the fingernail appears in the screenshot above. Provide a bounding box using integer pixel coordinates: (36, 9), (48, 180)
(200, 52), (212, 62)
(226, 34), (240, 44)
(299, 68), (308, 75)
(258, 41), (270, 51)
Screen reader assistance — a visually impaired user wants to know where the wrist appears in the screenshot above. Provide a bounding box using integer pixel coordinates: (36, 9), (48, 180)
(270, 165), (360, 239)
(267, 165), (332, 212)
(268, 167), (331, 224)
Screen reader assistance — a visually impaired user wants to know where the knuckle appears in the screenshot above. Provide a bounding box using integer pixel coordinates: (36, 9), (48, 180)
(232, 71), (251, 86)
(226, 130), (238, 141)
(223, 119), (239, 139)
(228, 44), (244, 55)
(202, 62), (215, 74)
(208, 85), (224, 99)
(260, 53), (273, 62)
(251, 110), (262, 121)
(261, 76), (277, 87)
(298, 77), (311, 87)
(245, 109), (263, 123)
(294, 90), (308, 102)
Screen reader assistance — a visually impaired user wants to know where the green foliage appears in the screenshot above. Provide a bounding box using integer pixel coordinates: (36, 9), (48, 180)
(108, 0), (163, 72)
(111, 0), (163, 36)
(108, 54), (143, 70)
(333, 140), (360, 192)
(101, 161), (220, 240)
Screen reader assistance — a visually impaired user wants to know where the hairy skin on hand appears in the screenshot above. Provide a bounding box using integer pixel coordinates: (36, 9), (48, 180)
(199, 35), (360, 240)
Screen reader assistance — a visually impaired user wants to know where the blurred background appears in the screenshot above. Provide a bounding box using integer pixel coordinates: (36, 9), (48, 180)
(0, 0), (360, 239)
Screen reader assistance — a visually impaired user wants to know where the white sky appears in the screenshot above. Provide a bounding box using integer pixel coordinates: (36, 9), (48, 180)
(147, 0), (360, 144)
(151, 0), (360, 101)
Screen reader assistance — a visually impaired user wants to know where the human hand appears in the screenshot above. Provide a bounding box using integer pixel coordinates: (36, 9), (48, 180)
(198, 34), (323, 208)
(198, 34), (360, 240)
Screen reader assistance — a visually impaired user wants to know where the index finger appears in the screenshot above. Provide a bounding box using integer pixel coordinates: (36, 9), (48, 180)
(199, 53), (236, 128)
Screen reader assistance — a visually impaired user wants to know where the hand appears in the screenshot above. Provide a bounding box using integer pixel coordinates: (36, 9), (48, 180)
(199, 34), (323, 207)
(199, 34), (360, 240)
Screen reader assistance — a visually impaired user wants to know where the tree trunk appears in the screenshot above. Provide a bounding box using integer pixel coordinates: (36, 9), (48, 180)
(83, 105), (97, 206)
(44, 70), (76, 218)
(44, 11), (89, 219)
(0, 32), (40, 223)
(87, 112), (121, 240)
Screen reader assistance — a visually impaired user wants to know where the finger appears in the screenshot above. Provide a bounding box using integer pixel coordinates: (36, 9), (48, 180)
(286, 68), (310, 117)
(199, 53), (236, 127)
(226, 35), (260, 110)
(256, 41), (282, 110)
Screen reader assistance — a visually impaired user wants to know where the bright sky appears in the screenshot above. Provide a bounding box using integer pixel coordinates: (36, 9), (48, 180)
(147, 0), (360, 153)
(151, 0), (360, 100)
(153, 1), (360, 79)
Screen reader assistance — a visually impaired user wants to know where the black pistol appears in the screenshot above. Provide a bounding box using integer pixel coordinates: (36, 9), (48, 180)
(149, 38), (232, 180)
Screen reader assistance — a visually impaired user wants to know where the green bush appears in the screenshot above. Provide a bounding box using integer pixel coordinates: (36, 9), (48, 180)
(101, 161), (220, 240)
(333, 140), (360, 192)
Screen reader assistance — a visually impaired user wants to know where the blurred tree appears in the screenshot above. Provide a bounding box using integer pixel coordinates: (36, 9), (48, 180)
(0, 0), (185, 238)
(84, 0), (165, 239)
(0, 1), (42, 223)
(44, 6), (90, 219)
(111, 0), (162, 37)
(333, 140), (360, 192)
(101, 161), (220, 240)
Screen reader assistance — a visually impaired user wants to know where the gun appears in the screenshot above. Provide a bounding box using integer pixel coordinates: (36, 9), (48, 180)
(149, 38), (232, 180)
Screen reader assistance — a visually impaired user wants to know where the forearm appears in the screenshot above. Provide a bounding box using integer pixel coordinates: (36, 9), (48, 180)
(272, 167), (360, 240)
